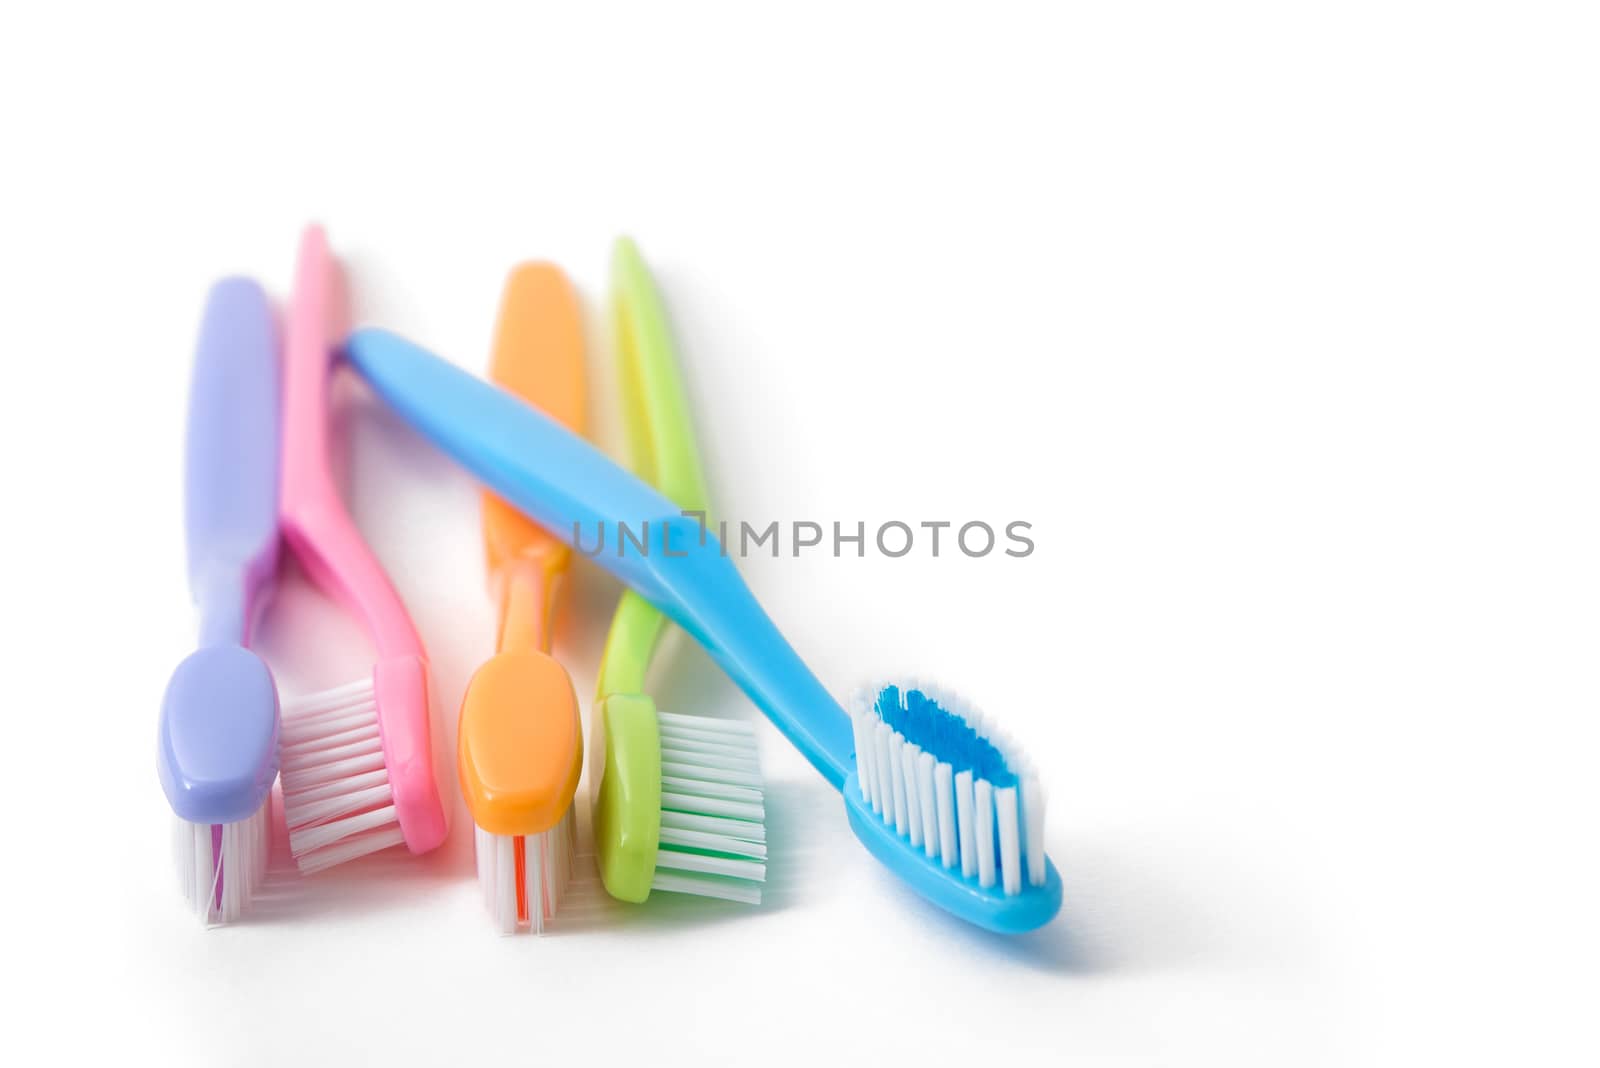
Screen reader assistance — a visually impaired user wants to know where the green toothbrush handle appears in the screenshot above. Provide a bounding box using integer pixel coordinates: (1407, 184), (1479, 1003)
(597, 590), (667, 698)
(597, 237), (712, 699)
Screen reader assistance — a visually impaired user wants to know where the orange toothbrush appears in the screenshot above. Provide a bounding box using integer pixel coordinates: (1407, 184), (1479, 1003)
(460, 262), (586, 933)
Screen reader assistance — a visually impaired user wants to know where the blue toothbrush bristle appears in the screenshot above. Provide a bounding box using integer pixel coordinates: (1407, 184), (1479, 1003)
(849, 680), (1047, 897)
(875, 685), (1018, 788)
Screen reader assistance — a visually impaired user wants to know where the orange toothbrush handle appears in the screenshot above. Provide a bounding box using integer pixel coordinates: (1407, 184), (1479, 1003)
(482, 263), (587, 586)
(495, 557), (562, 655)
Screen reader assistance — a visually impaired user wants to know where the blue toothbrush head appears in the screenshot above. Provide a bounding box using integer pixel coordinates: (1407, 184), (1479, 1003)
(845, 681), (1061, 933)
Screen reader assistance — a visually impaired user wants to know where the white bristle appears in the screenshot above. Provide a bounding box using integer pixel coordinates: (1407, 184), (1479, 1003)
(850, 711), (874, 804)
(855, 713), (875, 812)
(995, 785), (1022, 895)
(173, 802), (271, 925)
(659, 747), (761, 769)
(660, 791), (763, 821)
(280, 723), (379, 759)
(874, 721), (894, 819)
(660, 809), (766, 840)
(660, 760), (761, 789)
(663, 712), (750, 735)
(291, 804), (398, 854)
(955, 770), (977, 879)
(285, 677), (372, 710)
(935, 762), (957, 868)
(651, 872), (761, 905)
(279, 679), (405, 874)
(474, 821), (491, 903)
(901, 742), (924, 848)
(855, 680), (1050, 897)
(888, 732), (910, 836)
(280, 712), (375, 745)
(297, 826), (405, 874)
(650, 710), (766, 905)
(660, 730), (760, 757)
(659, 826), (767, 859)
(660, 776), (762, 805)
(974, 779), (997, 889)
(655, 849), (765, 881)
(916, 752), (940, 859)
(527, 831), (547, 935)
(283, 771), (391, 827)
(657, 709), (756, 734)
(1022, 776), (1046, 887)
(474, 809), (574, 934)
(485, 830), (516, 934)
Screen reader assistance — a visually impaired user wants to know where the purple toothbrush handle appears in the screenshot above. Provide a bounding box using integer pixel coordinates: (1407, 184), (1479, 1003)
(185, 278), (281, 647)
(159, 278), (283, 827)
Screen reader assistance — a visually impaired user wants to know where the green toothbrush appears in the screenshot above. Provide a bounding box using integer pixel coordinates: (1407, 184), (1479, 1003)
(590, 237), (768, 904)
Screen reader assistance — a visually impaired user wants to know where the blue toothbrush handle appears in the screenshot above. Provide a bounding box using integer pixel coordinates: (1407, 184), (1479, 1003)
(186, 279), (281, 647)
(641, 515), (854, 787)
(345, 328), (855, 787)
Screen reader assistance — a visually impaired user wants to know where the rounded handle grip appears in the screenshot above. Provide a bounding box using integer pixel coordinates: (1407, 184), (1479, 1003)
(185, 278), (280, 646)
(483, 262), (587, 580)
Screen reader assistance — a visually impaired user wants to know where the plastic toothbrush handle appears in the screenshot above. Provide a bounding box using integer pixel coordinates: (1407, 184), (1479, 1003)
(186, 278), (281, 648)
(483, 263), (587, 654)
(597, 237), (712, 699)
(345, 328), (856, 787)
(279, 225), (423, 659)
(612, 237), (711, 514)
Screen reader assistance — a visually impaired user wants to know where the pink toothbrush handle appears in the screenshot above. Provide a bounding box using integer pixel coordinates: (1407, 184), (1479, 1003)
(278, 225), (442, 853)
(279, 225), (422, 657)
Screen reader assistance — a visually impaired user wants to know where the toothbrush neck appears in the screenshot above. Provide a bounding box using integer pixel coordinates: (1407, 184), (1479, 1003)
(596, 590), (666, 701)
(496, 553), (562, 655)
(195, 569), (251, 649)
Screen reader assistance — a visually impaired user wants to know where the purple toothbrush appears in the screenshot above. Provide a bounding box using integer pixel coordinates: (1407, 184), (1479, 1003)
(157, 278), (282, 924)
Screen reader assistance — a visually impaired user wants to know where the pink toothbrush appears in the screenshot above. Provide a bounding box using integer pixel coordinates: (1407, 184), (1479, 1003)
(275, 225), (448, 872)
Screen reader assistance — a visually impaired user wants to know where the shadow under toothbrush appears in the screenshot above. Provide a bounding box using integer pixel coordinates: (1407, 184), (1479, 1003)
(853, 848), (1103, 976)
(847, 828), (1270, 978)
(240, 787), (462, 924)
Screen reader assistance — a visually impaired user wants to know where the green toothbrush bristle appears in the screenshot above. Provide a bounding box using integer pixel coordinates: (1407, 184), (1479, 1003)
(652, 710), (767, 904)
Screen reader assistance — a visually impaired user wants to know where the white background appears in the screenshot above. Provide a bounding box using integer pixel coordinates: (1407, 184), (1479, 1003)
(3, 3), (1597, 1065)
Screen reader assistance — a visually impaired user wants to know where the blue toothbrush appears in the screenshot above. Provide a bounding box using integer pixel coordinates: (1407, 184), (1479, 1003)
(345, 327), (1062, 933)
